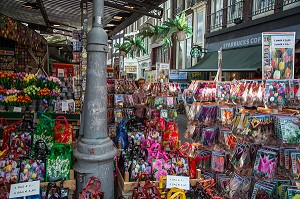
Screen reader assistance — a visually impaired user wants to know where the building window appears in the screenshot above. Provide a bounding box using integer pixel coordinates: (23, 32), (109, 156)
(164, 0), (171, 21)
(196, 10), (204, 44)
(175, 0), (184, 15)
(227, 0), (243, 24)
(186, 15), (193, 68)
(210, 0), (223, 31)
(252, 0), (275, 16)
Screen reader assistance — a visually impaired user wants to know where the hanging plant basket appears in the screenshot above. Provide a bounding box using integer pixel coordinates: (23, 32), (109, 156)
(120, 51), (126, 56)
(177, 31), (186, 41)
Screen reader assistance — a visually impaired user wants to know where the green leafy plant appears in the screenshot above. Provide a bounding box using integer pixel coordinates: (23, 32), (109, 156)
(161, 13), (192, 43)
(114, 42), (130, 55)
(138, 24), (161, 42)
(125, 37), (147, 58)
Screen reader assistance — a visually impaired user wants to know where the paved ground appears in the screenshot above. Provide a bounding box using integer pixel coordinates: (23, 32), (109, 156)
(177, 113), (191, 144)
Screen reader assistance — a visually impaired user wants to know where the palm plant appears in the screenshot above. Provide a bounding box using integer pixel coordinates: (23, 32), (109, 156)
(137, 24), (161, 43)
(125, 37), (147, 58)
(114, 42), (130, 56)
(162, 13), (193, 42)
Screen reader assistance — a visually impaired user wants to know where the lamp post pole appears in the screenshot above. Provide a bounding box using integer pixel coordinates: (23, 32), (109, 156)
(73, 0), (117, 198)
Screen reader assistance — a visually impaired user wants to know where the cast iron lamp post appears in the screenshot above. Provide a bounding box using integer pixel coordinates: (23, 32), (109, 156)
(73, 0), (117, 198)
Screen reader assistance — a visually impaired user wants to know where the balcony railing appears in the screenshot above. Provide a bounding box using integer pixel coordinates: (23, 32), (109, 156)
(283, 0), (300, 5)
(252, 0), (275, 16)
(227, 1), (243, 24)
(208, 9), (223, 31)
(188, 0), (205, 7)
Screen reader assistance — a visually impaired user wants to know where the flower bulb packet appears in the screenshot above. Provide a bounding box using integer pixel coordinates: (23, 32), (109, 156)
(291, 152), (300, 180)
(274, 179), (291, 199)
(253, 149), (278, 180)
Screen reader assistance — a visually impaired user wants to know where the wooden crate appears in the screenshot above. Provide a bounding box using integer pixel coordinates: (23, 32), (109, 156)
(40, 169), (76, 199)
(116, 167), (202, 193)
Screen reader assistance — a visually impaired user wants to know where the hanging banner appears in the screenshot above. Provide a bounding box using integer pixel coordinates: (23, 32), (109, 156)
(169, 70), (187, 80)
(262, 32), (295, 79)
(156, 62), (170, 83)
(145, 70), (156, 83)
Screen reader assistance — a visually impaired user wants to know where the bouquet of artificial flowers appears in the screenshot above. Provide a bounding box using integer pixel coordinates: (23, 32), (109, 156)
(23, 85), (40, 100)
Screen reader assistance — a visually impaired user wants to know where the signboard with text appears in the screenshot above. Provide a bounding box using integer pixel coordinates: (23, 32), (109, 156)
(169, 70), (187, 80)
(10, 181), (40, 198)
(166, 175), (190, 190)
(262, 32), (295, 79)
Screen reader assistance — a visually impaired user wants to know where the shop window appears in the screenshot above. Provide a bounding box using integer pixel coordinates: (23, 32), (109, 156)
(175, 0), (184, 15)
(164, 0), (171, 21)
(227, 0), (243, 25)
(252, 0), (275, 18)
(210, 0), (223, 32)
(186, 15), (193, 68)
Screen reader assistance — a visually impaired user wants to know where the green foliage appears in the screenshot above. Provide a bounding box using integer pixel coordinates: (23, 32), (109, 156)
(124, 37), (147, 58)
(114, 42), (130, 54)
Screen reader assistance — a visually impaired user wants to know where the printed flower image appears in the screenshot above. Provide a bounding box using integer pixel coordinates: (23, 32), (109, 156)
(254, 152), (277, 179)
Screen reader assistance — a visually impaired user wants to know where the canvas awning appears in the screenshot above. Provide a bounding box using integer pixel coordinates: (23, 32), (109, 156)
(181, 45), (262, 72)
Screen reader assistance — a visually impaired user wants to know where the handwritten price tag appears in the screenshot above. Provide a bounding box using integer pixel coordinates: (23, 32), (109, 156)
(166, 175), (190, 190)
(9, 181), (40, 198)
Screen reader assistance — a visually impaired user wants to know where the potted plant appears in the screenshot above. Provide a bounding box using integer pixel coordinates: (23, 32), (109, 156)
(138, 24), (161, 44)
(162, 13), (192, 41)
(125, 37), (147, 58)
(114, 42), (130, 56)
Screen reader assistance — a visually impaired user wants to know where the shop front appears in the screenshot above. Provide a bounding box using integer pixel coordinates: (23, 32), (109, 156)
(183, 24), (300, 81)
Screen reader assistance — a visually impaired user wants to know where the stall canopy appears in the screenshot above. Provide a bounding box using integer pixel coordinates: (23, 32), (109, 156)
(181, 45), (262, 72)
(0, 0), (165, 37)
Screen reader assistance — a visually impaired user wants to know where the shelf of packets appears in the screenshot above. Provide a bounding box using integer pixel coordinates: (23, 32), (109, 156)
(185, 79), (300, 110)
(0, 113), (76, 199)
(182, 102), (300, 198)
(114, 119), (225, 198)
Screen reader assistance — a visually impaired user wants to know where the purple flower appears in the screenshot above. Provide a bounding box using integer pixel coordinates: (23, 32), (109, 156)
(153, 159), (162, 170)
(257, 155), (275, 175)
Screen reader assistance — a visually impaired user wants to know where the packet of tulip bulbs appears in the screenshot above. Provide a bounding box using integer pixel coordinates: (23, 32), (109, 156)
(211, 151), (226, 173)
(219, 130), (236, 150)
(114, 94), (124, 108)
(231, 143), (251, 171)
(264, 80), (288, 110)
(291, 152), (300, 180)
(287, 79), (300, 108)
(251, 180), (276, 199)
(201, 126), (219, 146)
(274, 179), (291, 199)
(0, 159), (20, 183)
(216, 82), (232, 103)
(168, 109), (178, 121)
(228, 173), (244, 198)
(284, 149), (300, 170)
(280, 185), (298, 199)
(253, 149), (278, 180)
(287, 188), (300, 199)
(217, 107), (234, 127)
(232, 111), (250, 134)
(280, 117), (300, 144)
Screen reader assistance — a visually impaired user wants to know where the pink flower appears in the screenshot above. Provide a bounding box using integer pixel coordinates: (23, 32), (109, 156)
(257, 155), (274, 174)
(164, 163), (171, 170)
(153, 159), (162, 170)
(154, 169), (168, 180)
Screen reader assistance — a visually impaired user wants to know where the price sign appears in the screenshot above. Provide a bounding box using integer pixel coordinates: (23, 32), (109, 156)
(166, 175), (190, 190)
(10, 181), (40, 198)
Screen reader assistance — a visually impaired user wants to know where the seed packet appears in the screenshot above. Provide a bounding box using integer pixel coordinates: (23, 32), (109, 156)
(219, 130), (236, 149)
(114, 109), (123, 123)
(284, 149), (300, 170)
(229, 173), (244, 198)
(168, 109), (178, 121)
(287, 188), (300, 199)
(291, 152), (300, 179)
(107, 124), (117, 139)
(251, 181), (276, 199)
(154, 97), (164, 108)
(274, 179), (291, 199)
(160, 109), (168, 120)
(232, 143), (251, 170)
(217, 82), (231, 103)
(107, 94), (114, 108)
(0, 159), (19, 183)
(217, 107), (234, 126)
(114, 94), (124, 108)
(124, 94), (134, 108)
(201, 127), (219, 146)
(211, 151), (225, 173)
(280, 185), (298, 199)
(167, 96), (174, 108)
(264, 80), (288, 109)
(253, 149), (278, 180)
